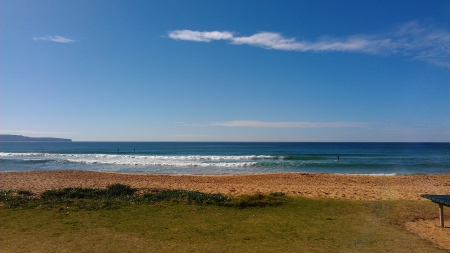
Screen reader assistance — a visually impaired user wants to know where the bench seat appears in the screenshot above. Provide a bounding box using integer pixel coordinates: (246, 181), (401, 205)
(421, 194), (450, 228)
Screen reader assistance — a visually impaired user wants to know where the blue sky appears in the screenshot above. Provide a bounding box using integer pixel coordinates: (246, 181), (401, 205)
(2, 0), (450, 141)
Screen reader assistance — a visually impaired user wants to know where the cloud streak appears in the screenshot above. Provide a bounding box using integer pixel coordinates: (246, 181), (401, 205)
(0, 130), (74, 135)
(33, 35), (76, 43)
(183, 121), (374, 128)
(168, 21), (450, 67)
(168, 30), (233, 42)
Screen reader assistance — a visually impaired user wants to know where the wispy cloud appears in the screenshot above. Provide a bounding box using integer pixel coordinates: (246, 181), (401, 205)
(230, 32), (375, 52)
(32, 35), (76, 43)
(167, 134), (218, 139)
(0, 130), (74, 135)
(180, 121), (374, 128)
(167, 21), (450, 67)
(168, 30), (233, 42)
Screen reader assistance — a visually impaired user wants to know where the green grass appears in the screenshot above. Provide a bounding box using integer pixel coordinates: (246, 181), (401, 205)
(0, 185), (447, 253)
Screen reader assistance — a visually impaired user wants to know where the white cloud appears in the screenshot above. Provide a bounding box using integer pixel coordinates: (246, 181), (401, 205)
(167, 21), (450, 67)
(32, 35), (76, 43)
(230, 33), (373, 52)
(231, 32), (300, 50)
(168, 30), (233, 42)
(189, 121), (374, 128)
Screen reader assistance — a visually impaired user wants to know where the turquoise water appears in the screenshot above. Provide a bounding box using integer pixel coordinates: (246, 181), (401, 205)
(1, 142), (449, 175)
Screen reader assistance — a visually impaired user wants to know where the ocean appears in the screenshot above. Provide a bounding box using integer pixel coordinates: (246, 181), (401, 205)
(1, 142), (449, 175)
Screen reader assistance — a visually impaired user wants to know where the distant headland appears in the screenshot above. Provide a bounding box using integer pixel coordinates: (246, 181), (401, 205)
(0, 134), (72, 142)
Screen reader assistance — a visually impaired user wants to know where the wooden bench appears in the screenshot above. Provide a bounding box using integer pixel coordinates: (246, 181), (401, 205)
(421, 194), (450, 228)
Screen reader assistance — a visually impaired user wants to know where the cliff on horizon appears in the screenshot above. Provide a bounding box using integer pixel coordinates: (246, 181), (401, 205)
(0, 134), (72, 142)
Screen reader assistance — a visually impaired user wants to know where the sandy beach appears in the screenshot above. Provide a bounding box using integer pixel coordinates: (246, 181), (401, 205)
(1, 170), (449, 200)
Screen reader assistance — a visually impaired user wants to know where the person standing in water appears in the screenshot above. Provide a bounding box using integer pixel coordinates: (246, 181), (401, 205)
(337, 155), (340, 162)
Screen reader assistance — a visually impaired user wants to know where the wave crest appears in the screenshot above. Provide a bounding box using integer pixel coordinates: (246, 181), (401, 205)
(0, 152), (266, 167)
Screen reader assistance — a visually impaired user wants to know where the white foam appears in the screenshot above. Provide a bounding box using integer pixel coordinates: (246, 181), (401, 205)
(334, 173), (397, 176)
(0, 152), (265, 167)
(0, 152), (44, 157)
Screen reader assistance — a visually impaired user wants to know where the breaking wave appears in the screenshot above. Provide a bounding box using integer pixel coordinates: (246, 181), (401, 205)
(0, 153), (276, 167)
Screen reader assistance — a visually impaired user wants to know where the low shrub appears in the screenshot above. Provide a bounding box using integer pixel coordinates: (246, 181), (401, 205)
(17, 190), (33, 196)
(143, 189), (231, 205)
(224, 193), (288, 208)
(0, 190), (35, 209)
(41, 184), (136, 200)
(1, 185), (288, 210)
(269, 192), (285, 197)
(106, 184), (136, 197)
(41, 188), (107, 199)
(0, 190), (14, 202)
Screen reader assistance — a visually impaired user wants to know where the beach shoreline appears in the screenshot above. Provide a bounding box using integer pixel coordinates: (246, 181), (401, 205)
(1, 170), (449, 200)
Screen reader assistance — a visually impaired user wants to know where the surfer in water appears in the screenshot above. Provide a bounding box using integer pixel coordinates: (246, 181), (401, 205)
(336, 155), (340, 162)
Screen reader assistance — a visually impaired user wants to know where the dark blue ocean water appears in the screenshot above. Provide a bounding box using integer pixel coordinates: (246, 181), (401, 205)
(1, 142), (449, 175)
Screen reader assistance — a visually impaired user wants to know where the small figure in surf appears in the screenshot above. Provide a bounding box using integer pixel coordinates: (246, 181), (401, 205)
(336, 155), (340, 162)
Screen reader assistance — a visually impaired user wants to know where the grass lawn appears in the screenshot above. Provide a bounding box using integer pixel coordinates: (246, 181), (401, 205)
(0, 188), (447, 252)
